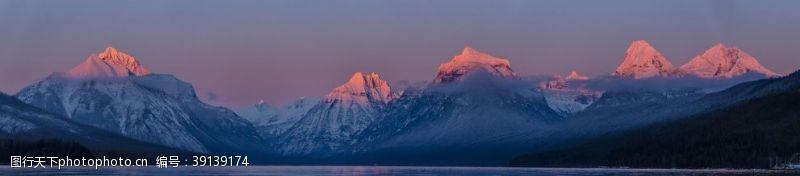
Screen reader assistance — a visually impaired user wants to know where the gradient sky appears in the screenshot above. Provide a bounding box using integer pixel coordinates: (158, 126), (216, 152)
(1, 0), (800, 107)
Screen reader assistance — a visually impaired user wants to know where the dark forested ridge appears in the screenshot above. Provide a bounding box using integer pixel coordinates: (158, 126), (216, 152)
(510, 89), (800, 169)
(0, 139), (94, 164)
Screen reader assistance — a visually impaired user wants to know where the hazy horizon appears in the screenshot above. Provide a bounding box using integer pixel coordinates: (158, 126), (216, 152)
(2, 0), (800, 107)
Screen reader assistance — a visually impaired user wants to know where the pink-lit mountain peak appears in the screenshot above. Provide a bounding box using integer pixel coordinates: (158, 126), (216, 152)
(451, 46), (511, 67)
(64, 47), (150, 78)
(433, 46), (517, 83)
(97, 46), (150, 75)
(612, 40), (675, 79)
(324, 72), (396, 105)
(679, 43), (779, 78)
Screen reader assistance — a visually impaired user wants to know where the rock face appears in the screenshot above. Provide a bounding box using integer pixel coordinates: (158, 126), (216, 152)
(15, 47), (264, 154)
(433, 46), (517, 83)
(679, 43), (779, 79)
(275, 72), (398, 155)
(612, 40), (675, 79)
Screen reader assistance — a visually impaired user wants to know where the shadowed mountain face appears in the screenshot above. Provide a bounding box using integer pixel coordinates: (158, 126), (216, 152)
(328, 48), (561, 165)
(346, 71), (563, 165)
(0, 93), (197, 159)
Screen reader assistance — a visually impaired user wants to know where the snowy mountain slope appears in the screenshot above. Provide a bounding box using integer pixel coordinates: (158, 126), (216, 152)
(0, 92), (196, 157)
(0, 92), (81, 136)
(14, 47), (265, 154)
(679, 43), (779, 79)
(237, 100), (277, 123)
(538, 71), (602, 116)
(541, 89), (601, 117)
(612, 40), (676, 79)
(433, 47), (517, 83)
(235, 97), (319, 141)
(275, 72), (398, 155)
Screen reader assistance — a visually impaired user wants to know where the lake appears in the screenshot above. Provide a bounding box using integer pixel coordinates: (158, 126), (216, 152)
(1, 166), (796, 175)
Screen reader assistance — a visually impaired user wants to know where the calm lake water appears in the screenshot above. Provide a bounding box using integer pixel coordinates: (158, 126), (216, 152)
(1, 166), (797, 175)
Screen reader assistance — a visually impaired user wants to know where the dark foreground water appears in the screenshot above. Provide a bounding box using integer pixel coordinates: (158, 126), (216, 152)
(1, 166), (797, 175)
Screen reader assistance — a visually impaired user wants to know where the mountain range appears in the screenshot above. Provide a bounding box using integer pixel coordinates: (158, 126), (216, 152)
(1, 41), (795, 167)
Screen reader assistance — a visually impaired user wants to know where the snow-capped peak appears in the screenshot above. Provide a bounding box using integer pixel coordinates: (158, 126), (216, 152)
(679, 43), (779, 78)
(433, 46), (517, 83)
(612, 40), (675, 79)
(323, 72), (396, 105)
(565, 71), (589, 81)
(64, 47), (150, 78)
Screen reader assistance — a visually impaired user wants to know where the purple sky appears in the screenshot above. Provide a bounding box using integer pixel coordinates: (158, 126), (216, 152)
(1, 0), (800, 107)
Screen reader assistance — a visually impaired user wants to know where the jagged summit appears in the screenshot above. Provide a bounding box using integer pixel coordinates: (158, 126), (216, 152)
(540, 71), (590, 90)
(679, 43), (779, 78)
(64, 47), (150, 78)
(612, 40), (675, 79)
(433, 46), (517, 83)
(324, 72), (396, 105)
(98, 47), (149, 75)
